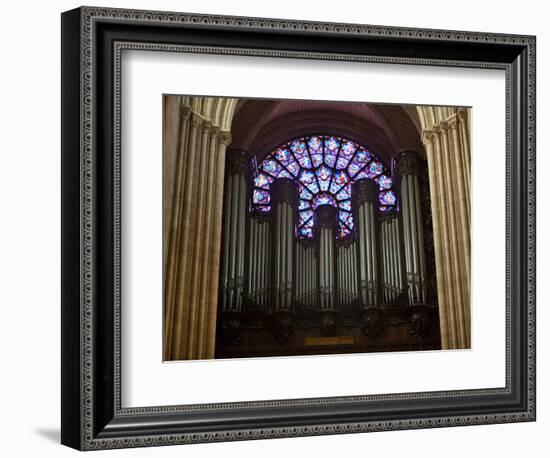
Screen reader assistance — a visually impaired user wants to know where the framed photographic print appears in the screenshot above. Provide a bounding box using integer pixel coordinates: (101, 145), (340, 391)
(61, 6), (536, 450)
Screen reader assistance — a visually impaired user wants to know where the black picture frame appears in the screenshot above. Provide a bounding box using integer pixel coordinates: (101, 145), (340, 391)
(61, 6), (536, 450)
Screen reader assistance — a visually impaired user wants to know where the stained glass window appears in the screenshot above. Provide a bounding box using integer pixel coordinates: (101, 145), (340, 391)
(252, 134), (398, 238)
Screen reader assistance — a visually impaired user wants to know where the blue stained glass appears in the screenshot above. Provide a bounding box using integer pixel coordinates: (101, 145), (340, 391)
(316, 165), (332, 181)
(311, 154), (323, 167)
(355, 148), (371, 163)
(286, 161), (300, 177)
(368, 161), (384, 177)
(299, 209), (314, 224)
(300, 186), (313, 200)
(299, 170), (315, 185)
(376, 174), (393, 190)
(308, 182), (320, 194)
(347, 162), (362, 177)
(313, 193), (336, 209)
(307, 136), (322, 152)
(254, 173), (271, 189)
(275, 148), (292, 163)
(297, 155), (312, 168)
(329, 181), (341, 194)
(261, 159), (280, 175)
(256, 204), (271, 213)
(336, 156), (351, 169)
(336, 185), (351, 201)
(299, 227), (313, 237)
(333, 170), (348, 186)
(324, 152), (337, 167)
(339, 200), (351, 211)
(379, 190), (397, 206)
(340, 140), (356, 156)
(324, 136), (340, 152)
(290, 140), (306, 154)
(260, 134), (396, 239)
(253, 189), (270, 204)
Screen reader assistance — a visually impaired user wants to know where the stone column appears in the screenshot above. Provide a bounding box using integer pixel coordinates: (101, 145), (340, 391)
(316, 205), (338, 310)
(163, 98), (234, 360)
(352, 179), (379, 308)
(396, 150), (426, 305)
(421, 110), (471, 349)
(271, 178), (298, 311)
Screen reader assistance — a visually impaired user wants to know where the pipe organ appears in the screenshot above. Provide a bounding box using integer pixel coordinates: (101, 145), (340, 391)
(220, 149), (250, 312)
(219, 150), (433, 319)
(380, 213), (404, 303)
(247, 215), (271, 309)
(271, 179), (298, 311)
(352, 180), (380, 307)
(316, 205), (338, 310)
(296, 241), (317, 309)
(397, 151), (427, 305)
(337, 239), (358, 306)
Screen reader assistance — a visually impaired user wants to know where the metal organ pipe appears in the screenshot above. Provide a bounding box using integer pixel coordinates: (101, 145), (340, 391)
(396, 150), (427, 305)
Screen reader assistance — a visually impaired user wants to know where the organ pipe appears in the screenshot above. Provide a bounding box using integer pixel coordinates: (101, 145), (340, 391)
(316, 205), (338, 309)
(220, 150), (250, 312)
(352, 179), (379, 308)
(396, 150), (426, 305)
(380, 213), (403, 303)
(271, 179), (298, 310)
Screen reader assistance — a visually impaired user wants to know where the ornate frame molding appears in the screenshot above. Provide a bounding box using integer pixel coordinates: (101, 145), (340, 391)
(61, 6), (536, 450)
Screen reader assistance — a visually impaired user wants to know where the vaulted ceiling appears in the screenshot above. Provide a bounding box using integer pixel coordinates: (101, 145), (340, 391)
(228, 99), (425, 166)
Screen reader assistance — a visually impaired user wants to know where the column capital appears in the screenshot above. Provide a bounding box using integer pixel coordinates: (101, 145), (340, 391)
(421, 129), (436, 145)
(190, 112), (203, 128)
(447, 114), (459, 131)
(352, 178), (379, 209)
(225, 149), (251, 176)
(180, 104), (192, 121)
(271, 178), (299, 209)
(395, 150), (421, 176)
(219, 130), (232, 146)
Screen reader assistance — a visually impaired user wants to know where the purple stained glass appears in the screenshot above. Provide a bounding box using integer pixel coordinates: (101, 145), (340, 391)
(261, 159), (280, 175)
(254, 173), (271, 189)
(300, 186), (313, 200)
(333, 170), (348, 186)
(376, 174), (393, 190)
(297, 155), (312, 168)
(299, 209), (314, 224)
(347, 161), (362, 177)
(261, 134), (397, 238)
(274, 148), (291, 163)
(316, 165), (332, 181)
(256, 204), (271, 213)
(336, 185), (351, 201)
(290, 139), (306, 154)
(253, 189), (270, 205)
(368, 161), (384, 177)
(339, 200), (351, 211)
(307, 136), (322, 152)
(355, 148), (371, 163)
(324, 151), (337, 167)
(324, 136), (340, 152)
(299, 170), (315, 185)
(313, 193), (336, 209)
(299, 226), (313, 238)
(379, 190), (397, 206)
(286, 161), (300, 177)
(340, 140), (356, 156)
(336, 156), (351, 169)
(329, 181), (341, 194)
(311, 153), (323, 167)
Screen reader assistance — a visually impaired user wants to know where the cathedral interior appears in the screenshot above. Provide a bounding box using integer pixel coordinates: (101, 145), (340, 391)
(163, 96), (471, 361)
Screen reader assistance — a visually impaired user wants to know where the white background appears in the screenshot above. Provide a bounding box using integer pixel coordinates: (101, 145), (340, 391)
(123, 52), (505, 406)
(0, 0), (546, 457)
